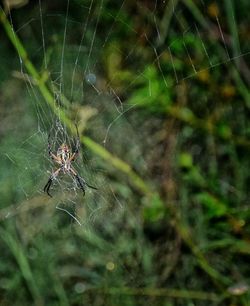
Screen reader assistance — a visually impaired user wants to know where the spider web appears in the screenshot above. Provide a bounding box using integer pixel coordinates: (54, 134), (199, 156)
(1, 0), (249, 227)
(0, 0), (249, 221)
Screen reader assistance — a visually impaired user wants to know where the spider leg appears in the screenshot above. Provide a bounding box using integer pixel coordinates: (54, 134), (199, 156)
(85, 182), (98, 190)
(43, 178), (53, 197)
(47, 132), (61, 163)
(44, 168), (61, 197)
(70, 168), (97, 196)
(75, 174), (86, 196)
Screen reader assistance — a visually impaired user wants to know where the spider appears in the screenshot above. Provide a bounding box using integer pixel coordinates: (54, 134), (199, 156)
(43, 130), (97, 197)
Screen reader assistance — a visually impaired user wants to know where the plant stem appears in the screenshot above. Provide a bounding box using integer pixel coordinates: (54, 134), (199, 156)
(87, 286), (224, 301)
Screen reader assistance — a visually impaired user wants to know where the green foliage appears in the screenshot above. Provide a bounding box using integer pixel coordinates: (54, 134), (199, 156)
(195, 192), (228, 218)
(143, 193), (166, 222)
(128, 65), (173, 113)
(0, 0), (250, 305)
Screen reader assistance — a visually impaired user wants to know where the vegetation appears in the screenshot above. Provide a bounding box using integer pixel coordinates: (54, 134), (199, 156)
(0, 0), (250, 305)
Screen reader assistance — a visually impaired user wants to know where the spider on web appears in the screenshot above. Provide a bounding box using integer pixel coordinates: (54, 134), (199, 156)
(43, 126), (97, 197)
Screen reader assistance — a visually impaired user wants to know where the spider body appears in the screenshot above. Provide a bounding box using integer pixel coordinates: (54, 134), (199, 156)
(44, 133), (97, 197)
(56, 144), (72, 172)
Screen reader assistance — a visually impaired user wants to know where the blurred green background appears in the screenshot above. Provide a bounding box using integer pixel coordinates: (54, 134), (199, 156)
(0, 0), (250, 305)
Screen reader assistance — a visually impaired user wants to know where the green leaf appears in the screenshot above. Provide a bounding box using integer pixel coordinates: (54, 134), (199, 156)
(128, 65), (172, 113)
(195, 192), (228, 218)
(178, 152), (193, 169)
(143, 193), (166, 222)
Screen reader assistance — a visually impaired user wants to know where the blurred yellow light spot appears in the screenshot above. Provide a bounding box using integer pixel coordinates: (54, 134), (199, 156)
(207, 3), (220, 18)
(229, 217), (245, 233)
(221, 85), (236, 98)
(239, 219), (246, 227)
(227, 282), (249, 295)
(196, 70), (210, 83)
(162, 51), (170, 62)
(106, 262), (115, 271)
